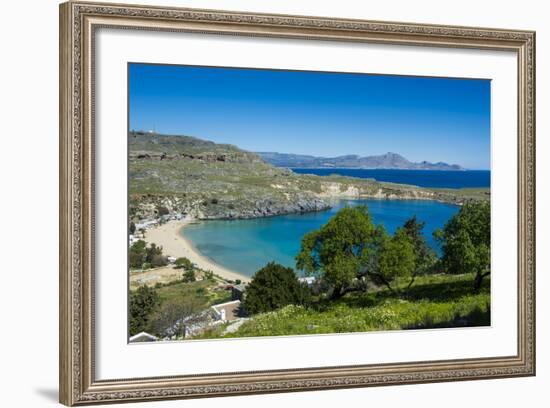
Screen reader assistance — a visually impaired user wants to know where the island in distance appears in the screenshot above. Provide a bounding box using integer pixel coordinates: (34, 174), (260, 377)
(257, 151), (465, 171)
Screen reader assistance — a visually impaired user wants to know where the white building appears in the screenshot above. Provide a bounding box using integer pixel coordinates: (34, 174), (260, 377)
(129, 332), (158, 343)
(211, 300), (242, 323)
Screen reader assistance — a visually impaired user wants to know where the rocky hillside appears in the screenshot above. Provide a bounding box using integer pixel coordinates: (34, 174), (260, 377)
(129, 132), (487, 222)
(129, 132), (329, 220)
(130, 131), (260, 163)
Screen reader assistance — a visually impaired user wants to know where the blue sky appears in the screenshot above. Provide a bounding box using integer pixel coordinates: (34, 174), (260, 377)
(129, 63), (491, 169)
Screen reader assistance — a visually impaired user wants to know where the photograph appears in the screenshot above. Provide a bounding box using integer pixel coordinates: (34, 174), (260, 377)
(127, 63), (492, 342)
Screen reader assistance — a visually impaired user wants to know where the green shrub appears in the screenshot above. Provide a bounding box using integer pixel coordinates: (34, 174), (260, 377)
(157, 206), (169, 216)
(182, 269), (196, 283)
(244, 262), (310, 315)
(130, 241), (167, 269)
(129, 240), (147, 268)
(129, 285), (160, 335)
(436, 201), (491, 289)
(174, 257), (193, 270)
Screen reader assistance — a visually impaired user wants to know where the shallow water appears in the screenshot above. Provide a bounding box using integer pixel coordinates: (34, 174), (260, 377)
(181, 199), (459, 277)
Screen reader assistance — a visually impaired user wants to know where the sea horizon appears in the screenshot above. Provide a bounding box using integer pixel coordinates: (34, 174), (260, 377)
(290, 168), (490, 189)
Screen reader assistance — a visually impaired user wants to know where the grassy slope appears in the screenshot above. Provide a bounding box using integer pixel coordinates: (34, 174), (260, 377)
(153, 277), (233, 309)
(197, 273), (490, 339)
(130, 152), (292, 198)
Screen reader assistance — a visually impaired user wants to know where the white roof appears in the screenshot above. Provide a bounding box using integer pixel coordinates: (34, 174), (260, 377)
(129, 331), (158, 342)
(211, 300), (241, 312)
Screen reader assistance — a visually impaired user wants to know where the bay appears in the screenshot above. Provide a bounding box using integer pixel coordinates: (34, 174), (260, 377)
(181, 199), (459, 277)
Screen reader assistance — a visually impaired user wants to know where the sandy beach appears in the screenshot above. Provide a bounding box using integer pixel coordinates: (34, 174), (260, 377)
(142, 219), (250, 283)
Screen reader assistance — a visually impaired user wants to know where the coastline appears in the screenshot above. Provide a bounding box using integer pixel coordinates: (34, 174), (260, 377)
(142, 219), (250, 283)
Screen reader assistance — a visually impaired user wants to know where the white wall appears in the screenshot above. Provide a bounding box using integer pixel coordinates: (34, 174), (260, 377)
(0, 0), (547, 407)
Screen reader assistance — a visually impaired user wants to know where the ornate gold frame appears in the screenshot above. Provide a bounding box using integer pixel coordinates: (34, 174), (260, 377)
(59, 1), (536, 405)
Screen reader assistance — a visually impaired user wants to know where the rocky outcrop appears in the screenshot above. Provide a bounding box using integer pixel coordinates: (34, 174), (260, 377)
(130, 151), (258, 164)
(130, 194), (331, 222)
(316, 180), (484, 206)
(199, 197), (330, 220)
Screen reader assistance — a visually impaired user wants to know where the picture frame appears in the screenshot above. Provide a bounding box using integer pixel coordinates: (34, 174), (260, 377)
(59, 1), (536, 405)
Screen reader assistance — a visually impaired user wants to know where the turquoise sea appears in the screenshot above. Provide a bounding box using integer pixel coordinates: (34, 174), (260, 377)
(181, 199), (460, 277)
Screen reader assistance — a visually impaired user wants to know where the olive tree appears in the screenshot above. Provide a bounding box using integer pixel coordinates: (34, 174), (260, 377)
(296, 205), (377, 298)
(435, 201), (490, 290)
(244, 262), (309, 315)
(374, 229), (416, 293)
(401, 216), (437, 288)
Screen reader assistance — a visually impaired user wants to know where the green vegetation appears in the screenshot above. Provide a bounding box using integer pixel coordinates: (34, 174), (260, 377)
(174, 257), (193, 270)
(130, 272), (233, 337)
(149, 297), (204, 338)
(377, 229), (416, 290)
(436, 201), (491, 290)
(296, 205), (377, 297)
(155, 278), (231, 307)
(182, 269), (196, 283)
(129, 240), (168, 269)
(296, 206), (438, 297)
(244, 262), (310, 314)
(402, 216), (438, 277)
(129, 285), (160, 335)
(198, 273), (490, 339)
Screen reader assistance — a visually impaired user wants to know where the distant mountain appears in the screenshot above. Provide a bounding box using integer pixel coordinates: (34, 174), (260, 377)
(256, 151), (464, 171)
